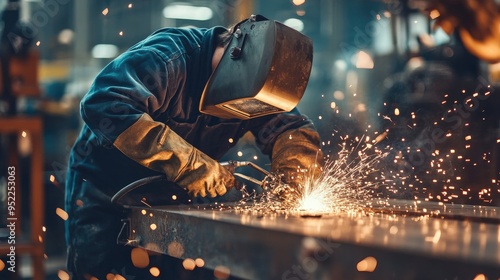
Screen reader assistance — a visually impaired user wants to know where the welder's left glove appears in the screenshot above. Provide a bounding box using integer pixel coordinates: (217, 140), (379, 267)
(271, 124), (324, 190)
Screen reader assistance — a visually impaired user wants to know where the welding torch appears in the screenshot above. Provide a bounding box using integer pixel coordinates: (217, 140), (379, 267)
(219, 160), (274, 190)
(221, 161), (303, 205)
(111, 160), (273, 204)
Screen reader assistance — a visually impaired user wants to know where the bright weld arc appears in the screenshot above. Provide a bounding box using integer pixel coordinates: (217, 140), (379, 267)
(233, 136), (389, 215)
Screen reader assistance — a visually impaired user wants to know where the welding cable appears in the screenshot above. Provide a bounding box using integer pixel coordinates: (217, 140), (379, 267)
(110, 174), (167, 205)
(112, 161), (273, 204)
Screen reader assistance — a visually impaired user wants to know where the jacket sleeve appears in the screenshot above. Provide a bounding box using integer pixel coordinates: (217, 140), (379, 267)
(79, 47), (234, 197)
(80, 47), (176, 147)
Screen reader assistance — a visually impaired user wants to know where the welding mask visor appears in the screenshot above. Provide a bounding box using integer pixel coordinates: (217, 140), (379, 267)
(199, 15), (313, 120)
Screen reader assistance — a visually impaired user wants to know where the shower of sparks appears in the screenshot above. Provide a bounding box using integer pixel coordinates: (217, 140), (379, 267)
(229, 82), (499, 214)
(294, 145), (388, 214)
(376, 84), (499, 205)
(235, 137), (390, 215)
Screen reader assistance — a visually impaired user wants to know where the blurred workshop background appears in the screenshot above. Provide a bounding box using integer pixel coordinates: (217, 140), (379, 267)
(0, 0), (499, 279)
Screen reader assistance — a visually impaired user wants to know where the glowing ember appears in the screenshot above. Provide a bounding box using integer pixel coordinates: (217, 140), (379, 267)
(429, 9), (440, 19)
(473, 274), (486, 280)
(292, 0), (306, 6)
(389, 226), (398, 235)
(182, 258), (196, 270)
(57, 270), (70, 280)
(150, 267), (160, 277)
(131, 248), (149, 268)
(356, 256), (377, 272)
(195, 258), (205, 267)
(114, 274), (126, 280)
(56, 208), (68, 221)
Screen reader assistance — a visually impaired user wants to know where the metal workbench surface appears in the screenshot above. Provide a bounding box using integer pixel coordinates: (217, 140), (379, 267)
(123, 200), (500, 279)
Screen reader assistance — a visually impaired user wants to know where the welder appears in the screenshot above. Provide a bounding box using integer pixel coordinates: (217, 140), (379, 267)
(65, 15), (324, 279)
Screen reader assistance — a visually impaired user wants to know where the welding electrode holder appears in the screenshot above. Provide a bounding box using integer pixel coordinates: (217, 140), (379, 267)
(110, 161), (273, 205)
(219, 160), (274, 190)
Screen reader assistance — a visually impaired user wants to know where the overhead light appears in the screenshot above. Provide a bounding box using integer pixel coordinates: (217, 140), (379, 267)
(334, 59), (347, 71)
(163, 3), (213, 21)
(429, 9), (440, 20)
(283, 18), (304, 32)
(92, 44), (119, 59)
(58, 29), (74, 45)
(355, 51), (374, 69)
(293, 0), (306, 6)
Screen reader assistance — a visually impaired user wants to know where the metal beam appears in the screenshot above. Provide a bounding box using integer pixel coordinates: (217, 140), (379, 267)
(124, 200), (500, 279)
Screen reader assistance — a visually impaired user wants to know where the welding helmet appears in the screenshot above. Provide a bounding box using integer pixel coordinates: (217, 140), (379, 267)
(199, 15), (313, 120)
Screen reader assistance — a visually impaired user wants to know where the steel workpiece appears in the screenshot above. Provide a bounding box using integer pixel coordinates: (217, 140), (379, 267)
(121, 200), (500, 279)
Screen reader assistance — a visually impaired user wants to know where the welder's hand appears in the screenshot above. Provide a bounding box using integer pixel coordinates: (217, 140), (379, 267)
(114, 113), (235, 198)
(424, 0), (500, 62)
(271, 125), (324, 197)
(174, 149), (235, 197)
(271, 181), (302, 207)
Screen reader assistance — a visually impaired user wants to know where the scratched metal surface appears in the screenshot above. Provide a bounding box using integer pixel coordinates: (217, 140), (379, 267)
(125, 200), (500, 279)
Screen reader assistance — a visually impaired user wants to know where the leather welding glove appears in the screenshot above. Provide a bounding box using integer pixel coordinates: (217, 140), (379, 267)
(113, 114), (234, 197)
(271, 124), (324, 188)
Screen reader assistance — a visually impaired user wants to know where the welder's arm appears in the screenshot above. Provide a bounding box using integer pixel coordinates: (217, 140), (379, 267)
(113, 113), (234, 197)
(270, 123), (324, 185)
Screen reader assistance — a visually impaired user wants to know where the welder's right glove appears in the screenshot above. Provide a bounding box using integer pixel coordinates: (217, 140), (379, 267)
(113, 113), (234, 197)
(270, 124), (325, 202)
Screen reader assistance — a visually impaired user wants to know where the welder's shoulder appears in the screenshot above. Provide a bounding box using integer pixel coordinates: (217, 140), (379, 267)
(126, 27), (209, 62)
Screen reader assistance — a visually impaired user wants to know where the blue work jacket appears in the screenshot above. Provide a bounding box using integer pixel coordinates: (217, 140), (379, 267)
(66, 25), (313, 198)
